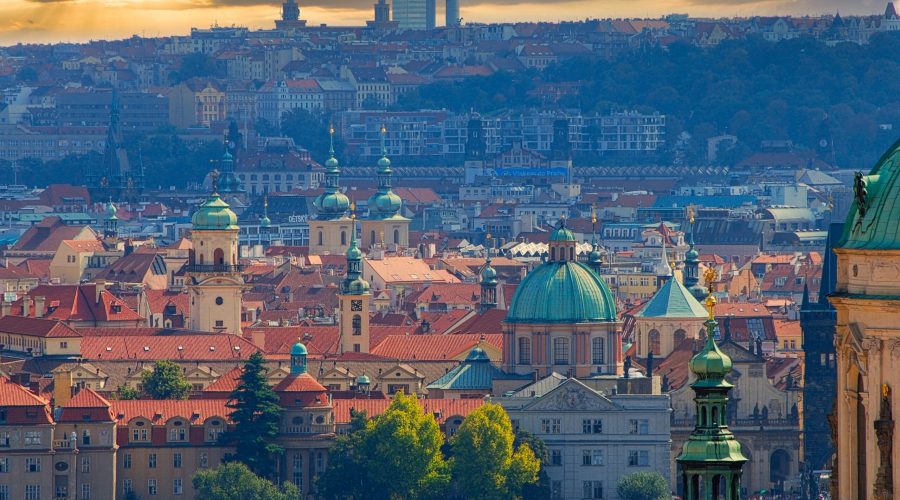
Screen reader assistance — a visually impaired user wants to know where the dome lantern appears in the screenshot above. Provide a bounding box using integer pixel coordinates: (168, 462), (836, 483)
(290, 339), (308, 375)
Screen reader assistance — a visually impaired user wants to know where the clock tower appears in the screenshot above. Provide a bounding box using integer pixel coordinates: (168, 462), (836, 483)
(187, 171), (244, 334)
(338, 219), (371, 354)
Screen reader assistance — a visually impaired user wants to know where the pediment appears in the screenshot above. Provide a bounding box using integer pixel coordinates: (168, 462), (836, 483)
(378, 363), (424, 380)
(522, 379), (621, 412)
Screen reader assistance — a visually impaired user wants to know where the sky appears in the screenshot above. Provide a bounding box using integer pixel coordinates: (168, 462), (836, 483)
(0, 0), (891, 45)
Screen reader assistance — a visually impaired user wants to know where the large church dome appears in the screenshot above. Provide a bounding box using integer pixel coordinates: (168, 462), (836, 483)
(840, 138), (900, 249)
(506, 261), (616, 323)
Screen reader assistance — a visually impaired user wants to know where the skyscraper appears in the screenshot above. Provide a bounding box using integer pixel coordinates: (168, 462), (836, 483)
(393, 0), (430, 29)
(446, 0), (460, 26)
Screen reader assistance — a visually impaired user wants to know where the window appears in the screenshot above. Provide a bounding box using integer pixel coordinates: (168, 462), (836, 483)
(26, 457), (40, 472)
(583, 480), (604, 499)
(0, 458), (7, 472)
(123, 453), (132, 469)
(292, 452), (303, 487)
(582, 419), (602, 434)
(551, 480), (563, 499)
(352, 314), (362, 335)
(628, 450), (650, 467)
(60, 341), (68, 348)
(592, 337), (604, 365)
(582, 449), (604, 466)
(0, 486), (7, 500)
(123, 480), (133, 493)
(553, 337), (569, 364)
(149, 453), (157, 468)
(82, 429), (90, 445)
(132, 427), (148, 442)
(170, 427), (186, 442)
(200, 452), (209, 468)
(173, 479), (183, 495)
(24, 485), (39, 500)
(0, 431), (8, 446)
(541, 418), (561, 434)
(148, 479), (157, 496)
(629, 419), (649, 435)
(24, 431), (41, 445)
(518, 337), (531, 365)
(81, 483), (91, 499)
(550, 449), (562, 466)
(81, 456), (91, 473)
(174, 453), (182, 468)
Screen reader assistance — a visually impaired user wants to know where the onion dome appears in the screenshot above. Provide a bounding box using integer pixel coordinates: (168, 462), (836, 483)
(688, 294), (733, 386)
(104, 200), (118, 220)
(367, 127), (403, 220)
(192, 192), (238, 230)
(314, 139), (350, 220)
(480, 259), (498, 285)
(291, 341), (308, 356)
(342, 226), (370, 294)
(840, 138), (900, 249)
(507, 260), (616, 323)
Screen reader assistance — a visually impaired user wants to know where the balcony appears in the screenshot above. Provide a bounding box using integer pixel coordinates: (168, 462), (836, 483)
(54, 439), (73, 449)
(183, 264), (244, 274)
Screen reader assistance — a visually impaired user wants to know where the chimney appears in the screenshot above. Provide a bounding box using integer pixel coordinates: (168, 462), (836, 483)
(23, 296), (33, 317)
(34, 296), (45, 318)
(95, 281), (106, 304)
(53, 370), (74, 408)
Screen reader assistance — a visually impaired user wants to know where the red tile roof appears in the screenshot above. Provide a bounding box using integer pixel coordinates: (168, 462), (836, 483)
(80, 335), (261, 361)
(11, 217), (94, 252)
(371, 333), (502, 361)
(12, 284), (143, 323)
(58, 388), (115, 422)
(111, 399), (232, 425)
(448, 308), (507, 336)
(332, 398), (483, 425)
(0, 375), (50, 406)
(0, 315), (81, 338)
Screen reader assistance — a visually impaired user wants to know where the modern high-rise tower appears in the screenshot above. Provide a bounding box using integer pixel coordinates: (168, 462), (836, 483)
(445, 0), (460, 27)
(392, 0), (432, 29)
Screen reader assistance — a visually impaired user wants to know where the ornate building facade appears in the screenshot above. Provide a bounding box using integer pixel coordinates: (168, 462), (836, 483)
(502, 220), (623, 378)
(309, 132), (353, 256)
(831, 139), (900, 500)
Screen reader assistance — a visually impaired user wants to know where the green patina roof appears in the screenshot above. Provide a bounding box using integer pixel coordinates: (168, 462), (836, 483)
(636, 278), (707, 318)
(840, 138), (900, 250)
(192, 193), (238, 230)
(507, 261), (616, 323)
(291, 341), (308, 355)
(689, 319), (734, 388)
(549, 224), (576, 242)
(426, 348), (503, 391)
(678, 436), (747, 464)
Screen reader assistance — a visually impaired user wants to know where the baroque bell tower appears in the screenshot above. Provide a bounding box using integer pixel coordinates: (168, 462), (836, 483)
(338, 216), (371, 354)
(187, 171), (244, 334)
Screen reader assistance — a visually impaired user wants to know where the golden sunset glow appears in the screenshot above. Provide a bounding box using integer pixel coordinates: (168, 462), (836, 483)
(0, 0), (888, 45)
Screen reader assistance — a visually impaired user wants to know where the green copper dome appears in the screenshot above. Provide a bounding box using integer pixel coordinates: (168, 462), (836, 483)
(291, 341), (308, 356)
(356, 374), (371, 385)
(840, 138), (900, 249)
(480, 261), (498, 284)
(685, 247), (699, 260)
(347, 277), (371, 294)
(325, 156), (339, 169)
(549, 223), (576, 242)
(104, 200), (118, 220)
(507, 261), (616, 323)
(367, 191), (402, 219)
(689, 323), (733, 387)
(192, 193), (238, 230)
(314, 191), (351, 218)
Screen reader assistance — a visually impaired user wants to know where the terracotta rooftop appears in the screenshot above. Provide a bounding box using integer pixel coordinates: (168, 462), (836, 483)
(110, 399), (231, 425)
(371, 333), (502, 361)
(0, 315), (81, 338)
(80, 335), (261, 361)
(332, 398), (483, 425)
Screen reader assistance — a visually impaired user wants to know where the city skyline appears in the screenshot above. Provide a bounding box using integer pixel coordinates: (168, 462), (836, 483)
(0, 0), (892, 45)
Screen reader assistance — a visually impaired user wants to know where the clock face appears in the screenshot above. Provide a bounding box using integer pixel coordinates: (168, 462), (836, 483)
(351, 300), (363, 311)
(819, 139), (828, 148)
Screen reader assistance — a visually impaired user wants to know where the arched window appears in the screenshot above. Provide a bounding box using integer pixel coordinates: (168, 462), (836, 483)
(591, 337), (604, 365)
(518, 337), (531, 365)
(371, 231), (376, 246)
(712, 407), (719, 426)
(341, 231), (347, 246)
(318, 231), (323, 246)
(352, 314), (362, 336)
(199, 253), (204, 265)
(553, 337), (569, 365)
(213, 248), (225, 266)
(673, 329), (687, 346)
(569, 247), (574, 261)
(700, 407), (707, 427)
(393, 229), (400, 244)
(649, 329), (661, 356)
(551, 247), (557, 261)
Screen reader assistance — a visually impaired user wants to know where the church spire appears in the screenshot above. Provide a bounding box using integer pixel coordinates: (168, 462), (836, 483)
(684, 205), (705, 300)
(367, 123), (402, 220)
(676, 267), (747, 500)
(480, 233), (498, 311)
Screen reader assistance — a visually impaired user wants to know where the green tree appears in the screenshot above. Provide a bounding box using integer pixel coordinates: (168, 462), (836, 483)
(317, 392), (450, 499)
(172, 52), (222, 83)
(221, 352), (284, 479)
(115, 385), (140, 400)
(279, 109), (341, 164)
(450, 403), (540, 500)
(16, 66), (38, 83)
(616, 471), (670, 500)
(514, 430), (551, 500)
(141, 360), (191, 399)
(192, 462), (301, 500)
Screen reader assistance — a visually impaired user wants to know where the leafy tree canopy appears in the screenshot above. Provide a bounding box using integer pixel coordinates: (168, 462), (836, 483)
(450, 403), (540, 500)
(616, 471), (671, 500)
(317, 392), (450, 500)
(192, 462), (301, 500)
(141, 360), (191, 400)
(172, 52), (223, 83)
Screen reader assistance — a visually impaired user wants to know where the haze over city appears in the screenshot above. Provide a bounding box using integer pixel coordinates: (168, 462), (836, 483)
(0, 0), (892, 44)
